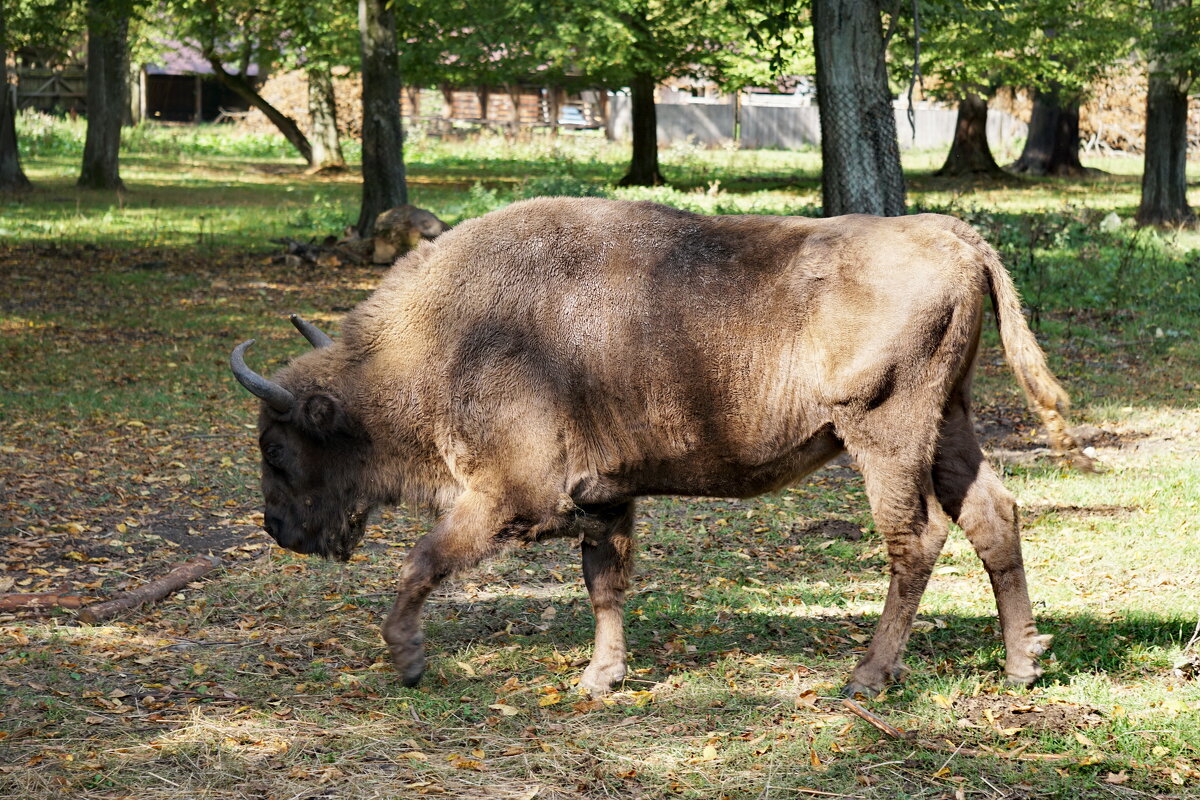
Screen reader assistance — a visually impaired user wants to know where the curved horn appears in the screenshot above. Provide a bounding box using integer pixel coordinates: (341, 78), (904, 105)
(290, 314), (334, 349)
(230, 340), (295, 413)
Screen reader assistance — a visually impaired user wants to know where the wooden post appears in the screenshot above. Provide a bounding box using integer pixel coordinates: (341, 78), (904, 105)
(194, 74), (202, 122)
(138, 66), (147, 122)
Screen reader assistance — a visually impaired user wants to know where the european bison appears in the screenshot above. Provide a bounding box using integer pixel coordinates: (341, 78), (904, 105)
(231, 198), (1089, 697)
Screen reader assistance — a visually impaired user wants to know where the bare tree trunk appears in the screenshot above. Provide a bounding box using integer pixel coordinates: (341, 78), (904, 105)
(0, 0), (31, 192)
(207, 57), (313, 165)
(598, 90), (611, 139)
(1007, 86), (1089, 176)
(935, 93), (1005, 177)
(548, 86), (562, 137)
(618, 72), (665, 186)
(504, 83), (520, 137)
(1136, 0), (1195, 227)
(356, 0), (407, 236)
(813, 0), (906, 216)
(477, 86), (490, 120)
(78, 0), (128, 190)
(306, 64), (345, 171)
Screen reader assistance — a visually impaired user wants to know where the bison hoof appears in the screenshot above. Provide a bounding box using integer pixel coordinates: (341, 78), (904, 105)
(1004, 633), (1053, 687)
(843, 662), (909, 699)
(398, 655), (426, 688)
(387, 634), (426, 688)
(578, 660), (627, 697)
(841, 681), (878, 700)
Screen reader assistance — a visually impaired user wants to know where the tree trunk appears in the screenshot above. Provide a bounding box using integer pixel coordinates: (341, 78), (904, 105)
(1136, 0), (1195, 227)
(356, 0), (407, 236)
(1006, 86), (1088, 176)
(0, 0), (31, 192)
(504, 83), (520, 137)
(598, 90), (611, 139)
(813, 0), (906, 216)
(306, 64), (345, 171)
(207, 57), (313, 165)
(477, 86), (490, 120)
(548, 86), (562, 137)
(618, 72), (665, 187)
(78, 0), (128, 190)
(935, 93), (1005, 177)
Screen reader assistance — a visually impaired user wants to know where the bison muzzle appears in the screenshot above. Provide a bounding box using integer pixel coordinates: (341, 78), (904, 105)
(231, 198), (1090, 698)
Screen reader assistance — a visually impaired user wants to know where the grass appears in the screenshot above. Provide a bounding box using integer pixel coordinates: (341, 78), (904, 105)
(1, 121), (1199, 799)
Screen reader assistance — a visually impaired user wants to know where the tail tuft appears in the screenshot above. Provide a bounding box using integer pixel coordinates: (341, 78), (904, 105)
(969, 224), (1095, 472)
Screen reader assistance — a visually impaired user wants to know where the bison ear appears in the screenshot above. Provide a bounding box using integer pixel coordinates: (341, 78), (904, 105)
(298, 393), (348, 437)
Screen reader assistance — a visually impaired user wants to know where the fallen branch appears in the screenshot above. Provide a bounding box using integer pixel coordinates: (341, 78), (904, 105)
(842, 699), (913, 739)
(842, 699), (1074, 763)
(0, 593), (93, 612)
(918, 739), (1072, 762)
(77, 555), (222, 623)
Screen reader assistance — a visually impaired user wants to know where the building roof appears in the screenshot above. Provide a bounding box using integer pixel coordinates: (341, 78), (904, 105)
(143, 40), (262, 77)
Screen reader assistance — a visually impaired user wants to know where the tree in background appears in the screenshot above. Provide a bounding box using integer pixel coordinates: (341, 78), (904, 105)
(3, 0), (83, 190)
(356, 0), (406, 235)
(276, 1), (356, 171)
(1006, 84), (1087, 176)
(396, 0), (807, 187)
(160, 0), (316, 165)
(889, 0), (1019, 177)
(813, 0), (905, 215)
(1004, 0), (1135, 176)
(305, 64), (343, 170)
(567, 0), (803, 186)
(78, 0), (131, 189)
(891, 0), (1134, 179)
(396, 0), (570, 129)
(0, 0), (32, 191)
(1136, 0), (1197, 226)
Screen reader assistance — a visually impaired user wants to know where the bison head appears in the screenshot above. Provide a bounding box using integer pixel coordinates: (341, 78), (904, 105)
(230, 316), (373, 562)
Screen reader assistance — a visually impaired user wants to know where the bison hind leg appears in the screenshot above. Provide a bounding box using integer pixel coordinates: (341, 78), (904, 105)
(933, 403), (1051, 687)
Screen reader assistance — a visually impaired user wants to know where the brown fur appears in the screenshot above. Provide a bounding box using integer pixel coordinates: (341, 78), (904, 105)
(237, 198), (1088, 696)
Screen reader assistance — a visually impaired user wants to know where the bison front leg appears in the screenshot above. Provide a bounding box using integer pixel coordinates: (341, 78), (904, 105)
(578, 501), (636, 697)
(382, 492), (509, 687)
(844, 467), (949, 698)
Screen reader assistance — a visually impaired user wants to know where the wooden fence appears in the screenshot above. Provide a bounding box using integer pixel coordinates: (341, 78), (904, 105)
(15, 67), (87, 113)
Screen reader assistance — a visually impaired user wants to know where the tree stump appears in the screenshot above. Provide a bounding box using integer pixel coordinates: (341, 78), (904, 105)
(372, 205), (450, 264)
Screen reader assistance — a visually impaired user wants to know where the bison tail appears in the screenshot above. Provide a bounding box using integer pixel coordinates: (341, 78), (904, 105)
(980, 237), (1096, 472)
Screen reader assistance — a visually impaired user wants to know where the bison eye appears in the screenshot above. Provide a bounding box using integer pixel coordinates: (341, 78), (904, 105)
(263, 444), (287, 469)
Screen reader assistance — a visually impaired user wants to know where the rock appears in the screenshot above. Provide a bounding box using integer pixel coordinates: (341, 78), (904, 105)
(372, 205), (450, 264)
(1068, 424), (1106, 446)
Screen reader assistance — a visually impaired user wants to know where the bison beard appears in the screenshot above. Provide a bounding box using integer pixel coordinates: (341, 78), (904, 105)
(231, 198), (1090, 698)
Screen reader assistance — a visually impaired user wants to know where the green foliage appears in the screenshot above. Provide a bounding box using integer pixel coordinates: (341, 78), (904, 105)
(891, 0), (1139, 100)
(395, 0), (810, 93)
(1144, 0), (1200, 88)
(517, 174), (610, 199)
(439, 182), (509, 220)
(4, 0), (85, 60)
(954, 206), (1200, 325)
